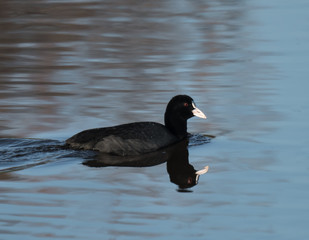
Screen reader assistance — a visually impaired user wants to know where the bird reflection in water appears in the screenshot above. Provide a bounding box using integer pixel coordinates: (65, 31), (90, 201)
(166, 140), (209, 192)
(83, 139), (209, 191)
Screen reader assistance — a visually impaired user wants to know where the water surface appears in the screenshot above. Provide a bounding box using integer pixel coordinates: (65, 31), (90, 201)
(1, 0), (309, 239)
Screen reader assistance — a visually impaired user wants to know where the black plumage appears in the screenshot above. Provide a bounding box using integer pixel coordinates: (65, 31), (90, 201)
(66, 95), (206, 156)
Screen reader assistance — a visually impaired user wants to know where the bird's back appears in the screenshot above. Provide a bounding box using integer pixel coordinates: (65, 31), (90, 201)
(66, 122), (179, 156)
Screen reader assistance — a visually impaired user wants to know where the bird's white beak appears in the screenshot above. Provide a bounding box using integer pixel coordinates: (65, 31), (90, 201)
(192, 103), (207, 119)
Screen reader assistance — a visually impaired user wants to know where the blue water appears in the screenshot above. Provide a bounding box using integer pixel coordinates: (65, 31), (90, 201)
(0, 0), (309, 239)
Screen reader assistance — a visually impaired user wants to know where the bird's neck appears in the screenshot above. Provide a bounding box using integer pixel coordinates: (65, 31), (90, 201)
(164, 114), (188, 139)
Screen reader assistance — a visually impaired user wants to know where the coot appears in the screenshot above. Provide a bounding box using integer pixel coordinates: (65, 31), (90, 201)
(66, 95), (206, 156)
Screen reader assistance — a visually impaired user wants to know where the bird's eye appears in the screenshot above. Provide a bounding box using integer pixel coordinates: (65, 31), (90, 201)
(184, 102), (189, 107)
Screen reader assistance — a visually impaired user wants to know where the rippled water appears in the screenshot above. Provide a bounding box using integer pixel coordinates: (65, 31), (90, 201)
(1, 0), (309, 239)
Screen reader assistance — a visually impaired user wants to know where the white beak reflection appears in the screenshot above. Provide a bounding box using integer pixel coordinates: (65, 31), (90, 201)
(195, 165), (209, 183)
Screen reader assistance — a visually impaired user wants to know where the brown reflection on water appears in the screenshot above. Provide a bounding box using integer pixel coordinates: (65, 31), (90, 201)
(0, 0), (269, 139)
